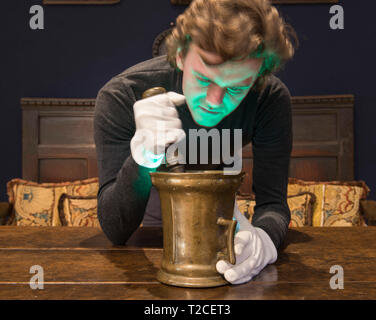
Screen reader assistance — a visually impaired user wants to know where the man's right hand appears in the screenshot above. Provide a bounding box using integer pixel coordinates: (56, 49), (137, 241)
(130, 92), (186, 168)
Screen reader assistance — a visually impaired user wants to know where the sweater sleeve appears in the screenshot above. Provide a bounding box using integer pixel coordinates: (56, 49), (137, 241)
(250, 80), (293, 250)
(94, 79), (153, 245)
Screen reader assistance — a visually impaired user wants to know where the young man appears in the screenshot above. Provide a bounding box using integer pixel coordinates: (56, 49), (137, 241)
(94, 0), (297, 284)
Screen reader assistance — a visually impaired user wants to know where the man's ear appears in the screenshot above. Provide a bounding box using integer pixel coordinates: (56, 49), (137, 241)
(176, 49), (184, 71)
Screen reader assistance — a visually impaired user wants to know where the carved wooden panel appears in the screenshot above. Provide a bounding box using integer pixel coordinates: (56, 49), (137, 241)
(238, 94), (354, 195)
(21, 95), (354, 194)
(21, 99), (97, 183)
(39, 158), (89, 182)
(43, 0), (119, 4)
(171, 0), (338, 5)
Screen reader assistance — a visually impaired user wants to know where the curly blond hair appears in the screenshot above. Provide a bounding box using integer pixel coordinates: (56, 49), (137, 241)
(166, 0), (298, 91)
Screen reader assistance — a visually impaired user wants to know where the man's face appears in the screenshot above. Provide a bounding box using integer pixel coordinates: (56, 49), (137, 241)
(176, 43), (263, 127)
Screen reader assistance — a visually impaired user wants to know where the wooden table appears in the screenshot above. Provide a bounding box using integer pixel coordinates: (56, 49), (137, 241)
(0, 226), (375, 300)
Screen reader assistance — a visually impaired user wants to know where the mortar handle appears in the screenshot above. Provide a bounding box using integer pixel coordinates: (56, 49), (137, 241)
(217, 217), (237, 265)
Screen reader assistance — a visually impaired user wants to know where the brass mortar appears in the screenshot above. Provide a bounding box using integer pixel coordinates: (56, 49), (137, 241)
(150, 170), (245, 288)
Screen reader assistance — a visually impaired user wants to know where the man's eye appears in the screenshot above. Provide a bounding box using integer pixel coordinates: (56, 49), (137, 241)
(197, 77), (211, 85)
(227, 87), (244, 95)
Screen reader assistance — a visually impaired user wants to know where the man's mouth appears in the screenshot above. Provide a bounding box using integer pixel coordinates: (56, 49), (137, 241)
(199, 106), (220, 115)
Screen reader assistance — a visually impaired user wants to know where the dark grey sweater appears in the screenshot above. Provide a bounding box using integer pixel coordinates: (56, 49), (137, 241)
(94, 55), (292, 250)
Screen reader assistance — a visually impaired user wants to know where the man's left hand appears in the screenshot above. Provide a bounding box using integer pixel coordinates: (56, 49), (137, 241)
(216, 202), (278, 284)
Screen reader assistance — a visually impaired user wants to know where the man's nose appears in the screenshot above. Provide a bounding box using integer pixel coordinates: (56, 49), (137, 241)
(206, 83), (225, 107)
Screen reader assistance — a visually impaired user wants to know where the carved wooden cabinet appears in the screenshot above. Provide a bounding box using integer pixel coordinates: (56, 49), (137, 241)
(21, 95), (354, 194)
(22, 99), (98, 183)
(240, 95), (354, 194)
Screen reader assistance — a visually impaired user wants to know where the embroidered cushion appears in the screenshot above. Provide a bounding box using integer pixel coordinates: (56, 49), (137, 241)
(287, 179), (370, 226)
(6, 178), (98, 226)
(58, 194), (100, 227)
(236, 192), (315, 227)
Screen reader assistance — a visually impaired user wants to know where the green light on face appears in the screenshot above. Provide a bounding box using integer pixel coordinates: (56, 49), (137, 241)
(192, 71), (211, 86)
(189, 91), (243, 127)
(227, 87), (247, 95)
(193, 70), (250, 97)
(197, 78), (211, 86)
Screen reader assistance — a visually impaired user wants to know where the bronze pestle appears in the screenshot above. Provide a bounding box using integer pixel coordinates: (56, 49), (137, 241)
(141, 87), (185, 173)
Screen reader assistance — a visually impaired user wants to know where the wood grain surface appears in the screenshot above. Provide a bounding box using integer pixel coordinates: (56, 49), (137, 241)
(0, 226), (375, 300)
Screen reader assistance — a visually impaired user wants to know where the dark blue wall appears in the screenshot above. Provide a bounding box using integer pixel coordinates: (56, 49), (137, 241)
(1, 0), (375, 201)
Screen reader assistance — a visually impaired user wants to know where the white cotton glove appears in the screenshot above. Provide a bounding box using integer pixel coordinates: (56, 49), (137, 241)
(216, 201), (278, 285)
(130, 92), (186, 168)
